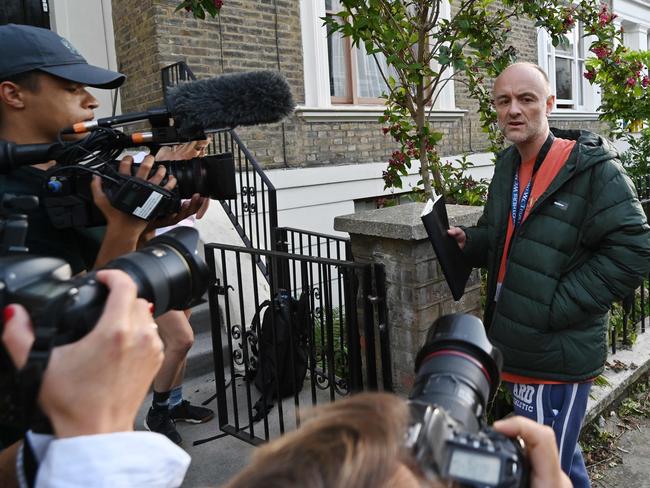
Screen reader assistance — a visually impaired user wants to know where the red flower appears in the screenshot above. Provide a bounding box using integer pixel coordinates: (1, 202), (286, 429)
(642, 76), (650, 88)
(214, 0), (223, 9)
(590, 46), (609, 59)
(584, 70), (595, 81)
(626, 77), (636, 88)
(382, 127), (390, 135)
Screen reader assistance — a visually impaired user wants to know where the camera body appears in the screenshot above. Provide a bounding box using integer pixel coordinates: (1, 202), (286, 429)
(407, 314), (529, 488)
(0, 201), (212, 440)
(41, 152), (236, 229)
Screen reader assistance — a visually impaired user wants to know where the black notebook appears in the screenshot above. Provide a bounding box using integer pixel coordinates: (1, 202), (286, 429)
(420, 195), (472, 301)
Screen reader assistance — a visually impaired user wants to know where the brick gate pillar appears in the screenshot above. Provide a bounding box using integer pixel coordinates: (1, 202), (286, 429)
(334, 202), (484, 394)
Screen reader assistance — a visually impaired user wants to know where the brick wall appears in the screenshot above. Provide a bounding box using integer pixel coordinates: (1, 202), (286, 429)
(111, 1), (607, 169)
(112, 0), (163, 112)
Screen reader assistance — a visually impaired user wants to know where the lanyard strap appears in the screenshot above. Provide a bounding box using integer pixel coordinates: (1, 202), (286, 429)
(510, 132), (556, 228)
(511, 172), (532, 228)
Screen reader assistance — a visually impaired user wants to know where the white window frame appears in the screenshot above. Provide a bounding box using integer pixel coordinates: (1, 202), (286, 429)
(537, 24), (600, 115)
(299, 0), (461, 121)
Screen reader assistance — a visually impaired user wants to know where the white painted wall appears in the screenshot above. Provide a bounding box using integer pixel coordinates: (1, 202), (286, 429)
(48, 0), (121, 118)
(265, 153), (495, 236)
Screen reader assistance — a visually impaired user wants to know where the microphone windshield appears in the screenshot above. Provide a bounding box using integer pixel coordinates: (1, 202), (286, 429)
(167, 71), (295, 137)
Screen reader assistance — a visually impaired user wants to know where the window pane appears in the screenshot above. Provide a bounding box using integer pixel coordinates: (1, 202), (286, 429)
(328, 28), (349, 98)
(325, 0), (339, 11)
(555, 57), (573, 101)
(356, 42), (394, 98)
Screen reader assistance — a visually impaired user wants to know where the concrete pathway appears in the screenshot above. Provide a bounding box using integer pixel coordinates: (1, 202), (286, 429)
(590, 414), (650, 488)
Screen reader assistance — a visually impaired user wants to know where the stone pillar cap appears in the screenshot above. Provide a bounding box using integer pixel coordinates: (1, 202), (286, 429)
(334, 202), (483, 241)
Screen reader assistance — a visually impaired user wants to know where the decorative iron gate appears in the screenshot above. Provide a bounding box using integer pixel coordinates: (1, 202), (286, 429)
(204, 242), (392, 446)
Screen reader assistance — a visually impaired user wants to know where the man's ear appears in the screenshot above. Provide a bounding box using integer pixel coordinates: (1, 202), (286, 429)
(545, 95), (555, 116)
(0, 81), (27, 110)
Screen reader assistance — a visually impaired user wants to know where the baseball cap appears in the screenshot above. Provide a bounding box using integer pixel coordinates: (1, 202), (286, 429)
(0, 24), (125, 89)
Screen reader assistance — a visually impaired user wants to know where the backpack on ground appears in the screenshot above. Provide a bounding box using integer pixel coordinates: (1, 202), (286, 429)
(245, 289), (311, 421)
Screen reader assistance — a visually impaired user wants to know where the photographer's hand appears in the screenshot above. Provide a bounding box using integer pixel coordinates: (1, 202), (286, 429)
(155, 138), (211, 161)
(91, 154), (177, 267)
(493, 416), (572, 488)
(138, 140), (211, 241)
(2, 270), (163, 438)
(156, 137), (212, 219)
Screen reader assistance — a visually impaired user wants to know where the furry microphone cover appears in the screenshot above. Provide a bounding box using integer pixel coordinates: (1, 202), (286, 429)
(167, 71), (295, 137)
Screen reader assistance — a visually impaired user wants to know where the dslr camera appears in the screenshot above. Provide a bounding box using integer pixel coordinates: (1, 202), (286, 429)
(406, 314), (528, 488)
(0, 194), (213, 441)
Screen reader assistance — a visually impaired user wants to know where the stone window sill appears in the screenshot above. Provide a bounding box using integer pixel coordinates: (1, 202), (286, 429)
(296, 106), (467, 123)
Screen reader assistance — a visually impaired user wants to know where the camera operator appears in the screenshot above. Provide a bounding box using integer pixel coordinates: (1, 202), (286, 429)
(1, 270), (190, 487)
(0, 24), (213, 444)
(222, 392), (571, 488)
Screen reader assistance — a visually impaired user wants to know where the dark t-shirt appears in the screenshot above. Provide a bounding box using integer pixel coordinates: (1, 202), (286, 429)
(0, 166), (105, 274)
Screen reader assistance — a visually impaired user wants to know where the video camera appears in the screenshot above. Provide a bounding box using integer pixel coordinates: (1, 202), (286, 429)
(0, 194), (213, 442)
(406, 314), (529, 488)
(42, 142), (237, 229)
(0, 123), (237, 229)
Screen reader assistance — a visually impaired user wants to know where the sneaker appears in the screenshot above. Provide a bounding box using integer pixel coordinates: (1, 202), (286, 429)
(144, 407), (182, 445)
(169, 400), (214, 424)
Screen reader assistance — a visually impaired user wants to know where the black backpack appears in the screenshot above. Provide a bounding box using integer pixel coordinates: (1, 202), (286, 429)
(246, 290), (310, 421)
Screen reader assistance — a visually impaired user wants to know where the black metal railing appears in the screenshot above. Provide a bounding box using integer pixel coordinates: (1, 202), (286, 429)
(205, 242), (391, 446)
(609, 175), (650, 354)
(276, 227), (352, 261)
(274, 226), (352, 291)
(161, 60), (196, 89)
(205, 130), (279, 276)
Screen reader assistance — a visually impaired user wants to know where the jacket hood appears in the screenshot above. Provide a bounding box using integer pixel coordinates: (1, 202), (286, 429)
(550, 128), (619, 172)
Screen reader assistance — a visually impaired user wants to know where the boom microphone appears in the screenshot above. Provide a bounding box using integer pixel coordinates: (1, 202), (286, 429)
(167, 70), (295, 137)
(66, 71), (295, 138)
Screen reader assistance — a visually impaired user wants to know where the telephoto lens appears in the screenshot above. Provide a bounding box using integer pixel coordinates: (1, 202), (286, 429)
(152, 153), (237, 200)
(411, 313), (502, 431)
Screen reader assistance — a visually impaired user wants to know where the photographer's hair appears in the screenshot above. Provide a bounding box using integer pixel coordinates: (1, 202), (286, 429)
(0, 71), (41, 92)
(0, 71), (42, 126)
(223, 392), (438, 488)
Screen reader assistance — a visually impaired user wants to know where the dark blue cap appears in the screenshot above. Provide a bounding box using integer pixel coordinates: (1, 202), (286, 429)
(0, 24), (125, 89)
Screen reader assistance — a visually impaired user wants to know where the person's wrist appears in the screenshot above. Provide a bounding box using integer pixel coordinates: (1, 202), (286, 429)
(49, 412), (133, 438)
(104, 221), (141, 245)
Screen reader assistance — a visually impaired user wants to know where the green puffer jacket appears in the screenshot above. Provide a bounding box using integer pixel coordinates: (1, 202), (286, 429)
(463, 129), (650, 382)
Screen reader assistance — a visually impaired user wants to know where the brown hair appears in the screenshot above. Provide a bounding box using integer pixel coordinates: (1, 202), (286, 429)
(222, 392), (430, 488)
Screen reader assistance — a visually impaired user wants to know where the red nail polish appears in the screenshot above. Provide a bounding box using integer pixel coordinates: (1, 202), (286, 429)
(3, 306), (15, 323)
(149, 303), (155, 314)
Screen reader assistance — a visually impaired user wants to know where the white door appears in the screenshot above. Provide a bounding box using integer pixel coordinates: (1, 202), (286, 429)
(49, 0), (121, 118)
